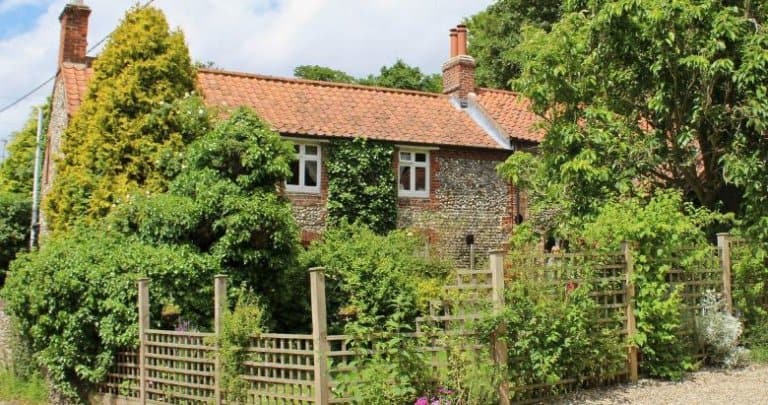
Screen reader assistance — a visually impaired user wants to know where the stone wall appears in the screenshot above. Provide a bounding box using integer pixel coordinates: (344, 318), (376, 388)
(397, 147), (515, 267)
(39, 78), (69, 235)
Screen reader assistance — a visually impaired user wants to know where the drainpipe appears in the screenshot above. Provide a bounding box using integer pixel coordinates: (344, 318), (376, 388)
(29, 106), (43, 249)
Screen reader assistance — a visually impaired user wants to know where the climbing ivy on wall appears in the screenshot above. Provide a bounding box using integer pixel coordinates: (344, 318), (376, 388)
(326, 138), (397, 234)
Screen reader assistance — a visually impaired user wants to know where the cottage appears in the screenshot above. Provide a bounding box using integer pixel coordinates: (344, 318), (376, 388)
(43, 2), (543, 264)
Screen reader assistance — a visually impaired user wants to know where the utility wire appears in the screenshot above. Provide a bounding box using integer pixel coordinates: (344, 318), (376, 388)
(0, 0), (156, 116)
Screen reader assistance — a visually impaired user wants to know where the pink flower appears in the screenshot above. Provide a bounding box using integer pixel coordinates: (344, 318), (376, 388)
(415, 397), (429, 405)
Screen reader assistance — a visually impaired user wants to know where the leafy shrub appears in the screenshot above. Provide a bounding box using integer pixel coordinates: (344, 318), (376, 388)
(578, 190), (727, 379)
(2, 226), (219, 401)
(476, 269), (625, 398)
(300, 221), (451, 334)
(697, 290), (750, 368)
(326, 138), (397, 234)
(0, 192), (30, 284)
(109, 107), (307, 331)
(731, 239), (768, 347)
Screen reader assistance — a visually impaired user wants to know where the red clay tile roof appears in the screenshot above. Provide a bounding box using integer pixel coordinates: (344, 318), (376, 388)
(475, 88), (544, 143)
(60, 62), (91, 116)
(59, 64), (543, 148)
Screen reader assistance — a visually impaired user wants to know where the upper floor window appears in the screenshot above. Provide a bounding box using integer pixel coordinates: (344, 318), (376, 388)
(398, 150), (429, 198)
(286, 143), (321, 193)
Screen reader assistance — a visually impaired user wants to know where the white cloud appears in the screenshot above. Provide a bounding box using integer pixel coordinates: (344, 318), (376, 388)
(0, 0), (494, 145)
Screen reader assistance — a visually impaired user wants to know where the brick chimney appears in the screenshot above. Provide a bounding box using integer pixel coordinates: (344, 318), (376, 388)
(442, 24), (475, 101)
(58, 1), (91, 66)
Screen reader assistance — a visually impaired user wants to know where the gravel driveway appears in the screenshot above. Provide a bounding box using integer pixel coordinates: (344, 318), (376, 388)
(555, 365), (768, 404)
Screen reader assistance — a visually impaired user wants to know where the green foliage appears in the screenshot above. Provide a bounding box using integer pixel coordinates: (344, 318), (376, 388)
(294, 59), (442, 93)
(46, 6), (201, 231)
(2, 225), (219, 401)
(2, 108), (305, 401)
(511, 0), (767, 220)
(359, 59), (442, 93)
(579, 190), (727, 379)
(0, 101), (49, 194)
(301, 222), (450, 335)
(326, 138), (397, 234)
(212, 292), (265, 402)
(110, 107), (305, 331)
(466, 0), (564, 88)
(0, 192), (31, 284)
(0, 368), (48, 404)
(293, 65), (357, 83)
(430, 335), (500, 404)
(341, 338), (434, 405)
(731, 239), (768, 346)
(476, 269), (625, 398)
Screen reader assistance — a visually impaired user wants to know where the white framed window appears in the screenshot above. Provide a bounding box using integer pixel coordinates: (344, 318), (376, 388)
(286, 143), (321, 193)
(398, 150), (429, 198)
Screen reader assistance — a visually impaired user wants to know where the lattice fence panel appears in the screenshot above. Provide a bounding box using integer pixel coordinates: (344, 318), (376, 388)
(97, 350), (140, 398)
(506, 251), (630, 403)
(242, 333), (315, 404)
(144, 329), (216, 404)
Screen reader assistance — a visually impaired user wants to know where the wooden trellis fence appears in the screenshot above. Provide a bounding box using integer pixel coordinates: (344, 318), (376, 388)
(93, 237), (735, 405)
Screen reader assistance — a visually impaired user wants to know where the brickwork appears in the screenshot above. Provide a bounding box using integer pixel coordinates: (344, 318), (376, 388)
(442, 55), (476, 101)
(58, 3), (90, 66)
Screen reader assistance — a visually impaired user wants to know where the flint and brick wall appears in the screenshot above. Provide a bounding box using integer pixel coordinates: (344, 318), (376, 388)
(283, 143), (517, 265)
(40, 79), (70, 235)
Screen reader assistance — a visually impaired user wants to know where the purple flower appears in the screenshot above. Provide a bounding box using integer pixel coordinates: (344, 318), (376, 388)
(414, 397), (429, 405)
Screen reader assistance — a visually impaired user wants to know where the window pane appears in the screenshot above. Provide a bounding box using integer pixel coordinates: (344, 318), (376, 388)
(415, 153), (427, 162)
(399, 166), (411, 190)
(415, 167), (426, 191)
(294, 144), (301, 154)
(400, 152), (412, 161)
(305, 160), (318, 187)
(288, 159), (300, 185)
(305, 145), (318, 155)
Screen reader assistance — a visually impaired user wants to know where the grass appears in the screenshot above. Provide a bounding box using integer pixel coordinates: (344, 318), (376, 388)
(750, 345), (768, 364)
(0, 369), (48, 404)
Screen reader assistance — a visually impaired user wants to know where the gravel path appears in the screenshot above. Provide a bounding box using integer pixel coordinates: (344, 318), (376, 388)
(555, 365), (768, 404)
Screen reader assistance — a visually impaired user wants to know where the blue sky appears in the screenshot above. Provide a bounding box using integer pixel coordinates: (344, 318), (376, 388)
(0, 0), (494, 148)
(0, 2), (47, 40)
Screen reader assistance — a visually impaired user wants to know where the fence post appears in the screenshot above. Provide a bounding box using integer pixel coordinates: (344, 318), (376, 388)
(213, 275), (228, 405)
(310, 267), (330, 405)
(717, 233), (733, 313)
(489, 250), (510, 405)
(137, 278), (150, 405)
(622, 242), (639, 384)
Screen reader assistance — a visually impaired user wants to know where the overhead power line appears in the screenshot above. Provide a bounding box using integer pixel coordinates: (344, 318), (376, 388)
(0, 0), (157, 116)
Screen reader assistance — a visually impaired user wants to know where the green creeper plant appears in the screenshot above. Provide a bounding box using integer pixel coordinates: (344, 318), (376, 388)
(45, 5), (200, 231)
(326, 138), (397, 234)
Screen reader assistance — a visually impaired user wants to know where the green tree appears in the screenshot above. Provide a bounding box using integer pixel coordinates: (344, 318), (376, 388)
(0, 102), (49, 194)
(360, 59), (442, 93)
(504, 0), (767, 221)
(45, 6), (199, 231)
(0, 102), (49, 283)
(294, 60), (442, 93)
(293, 64), (357, 83)
(466, 0), (565, 88)
(111, 107), (306, 330)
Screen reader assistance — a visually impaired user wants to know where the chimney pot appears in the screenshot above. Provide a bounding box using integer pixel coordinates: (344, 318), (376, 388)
(449, 28), (458, 58)
(456, 25), (468, 56)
